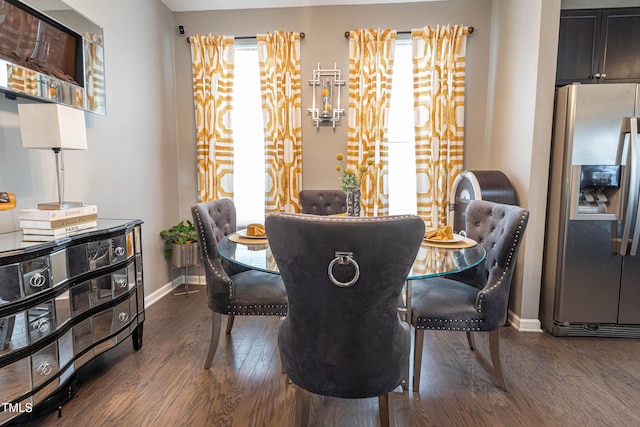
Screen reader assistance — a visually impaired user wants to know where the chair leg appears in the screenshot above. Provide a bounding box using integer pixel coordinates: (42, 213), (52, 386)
(412, 329), (425, 392)
(378, 392), (395, 427)
(401, 340), (409, 391)
(293, 385), (311, 427)
(225, 314), (235, 334)
(489, 329), (509, 391)
(466, 330), (476, 350)
(204, 312), (222, 369)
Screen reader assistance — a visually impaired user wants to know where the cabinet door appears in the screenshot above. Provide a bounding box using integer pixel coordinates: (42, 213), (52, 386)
(556, 10), (601, 86)
(598, 9), (640, 83)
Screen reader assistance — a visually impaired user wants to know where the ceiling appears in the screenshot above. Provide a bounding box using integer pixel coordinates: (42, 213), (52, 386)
(159, 0), (438, 12)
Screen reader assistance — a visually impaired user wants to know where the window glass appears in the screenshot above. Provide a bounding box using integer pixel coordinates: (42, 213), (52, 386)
(387, 40), (417, 215)
(232, 46), (265, 226)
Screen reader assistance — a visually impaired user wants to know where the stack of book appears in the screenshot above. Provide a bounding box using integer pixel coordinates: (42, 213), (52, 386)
(19, 205), (98, 241)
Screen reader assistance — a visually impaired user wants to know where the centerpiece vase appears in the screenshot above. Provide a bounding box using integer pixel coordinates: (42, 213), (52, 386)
(345, 188), (362, 217)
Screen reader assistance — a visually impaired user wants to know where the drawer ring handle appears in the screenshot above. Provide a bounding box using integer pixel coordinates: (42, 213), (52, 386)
(37, 361), (53, 376)
(30, 273), (47, 288)
(34, 318), (50, 333)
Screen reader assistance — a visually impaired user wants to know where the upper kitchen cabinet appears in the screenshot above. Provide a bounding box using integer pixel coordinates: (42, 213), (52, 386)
(556, 8), (640, 86)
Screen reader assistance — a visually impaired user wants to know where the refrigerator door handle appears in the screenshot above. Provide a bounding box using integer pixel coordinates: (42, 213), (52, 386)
(629, 117), (640, 256)
(620, 117), (640, 255)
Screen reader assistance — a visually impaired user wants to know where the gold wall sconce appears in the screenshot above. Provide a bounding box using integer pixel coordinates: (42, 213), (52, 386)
(308, 63), (345, 128)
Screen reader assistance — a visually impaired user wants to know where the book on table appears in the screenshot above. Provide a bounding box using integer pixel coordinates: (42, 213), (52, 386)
(22, 221), (98, 236)
(19, 213), (98, 230)
(18, 205), (98, 221)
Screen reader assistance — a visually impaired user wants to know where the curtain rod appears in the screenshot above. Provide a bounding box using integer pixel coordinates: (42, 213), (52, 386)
(187, 32), (305, 44)
(343, 27), (474, 38)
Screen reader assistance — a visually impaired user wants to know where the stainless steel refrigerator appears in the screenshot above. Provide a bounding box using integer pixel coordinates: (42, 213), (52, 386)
(542, 83), (640, 337)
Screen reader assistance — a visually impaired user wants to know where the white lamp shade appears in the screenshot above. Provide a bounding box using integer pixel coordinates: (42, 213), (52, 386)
(18, 103), (88, 150)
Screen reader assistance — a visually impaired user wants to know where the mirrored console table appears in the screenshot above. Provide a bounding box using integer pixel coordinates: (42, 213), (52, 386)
(0, 219), (144, 425)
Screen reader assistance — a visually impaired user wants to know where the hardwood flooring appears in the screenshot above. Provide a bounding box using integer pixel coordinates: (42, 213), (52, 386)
(29, 286), (640, 427)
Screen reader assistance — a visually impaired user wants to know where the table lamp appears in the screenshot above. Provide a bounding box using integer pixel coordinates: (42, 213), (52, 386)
(18, 103), (88, 210)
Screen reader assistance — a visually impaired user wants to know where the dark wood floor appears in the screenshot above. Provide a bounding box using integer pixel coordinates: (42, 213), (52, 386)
(30, 286), (640, 427)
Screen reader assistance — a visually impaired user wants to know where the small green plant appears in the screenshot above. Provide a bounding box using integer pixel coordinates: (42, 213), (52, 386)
(160, 220), (198, 259)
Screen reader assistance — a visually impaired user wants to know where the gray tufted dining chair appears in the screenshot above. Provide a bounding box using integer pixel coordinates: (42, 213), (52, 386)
(191, 199), (287, 369)
(411, 200), (529, 392)
(266, 213), (424, 427)
(299, 189), (346, 215)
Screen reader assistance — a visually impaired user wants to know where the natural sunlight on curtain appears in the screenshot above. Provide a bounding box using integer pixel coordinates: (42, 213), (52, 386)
(233, 46), (265, 226)
(348, 28), (396, 217)
(189, 34), (235, 202)
(257, 31), (302, 214)
(412, 25), (468, 228)
(387, 39), (417, 215)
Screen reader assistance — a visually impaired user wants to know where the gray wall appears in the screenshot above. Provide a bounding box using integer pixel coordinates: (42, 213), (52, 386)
(0, 0), (179, 301)
(172, 0), (494, 222)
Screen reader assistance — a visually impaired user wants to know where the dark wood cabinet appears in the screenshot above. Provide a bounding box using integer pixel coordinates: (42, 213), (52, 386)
(0, 220), (144, 425)
(556, 8), (640, 86)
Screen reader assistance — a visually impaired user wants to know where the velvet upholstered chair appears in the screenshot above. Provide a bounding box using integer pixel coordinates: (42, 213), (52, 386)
(191, 199), (287, 369)
(266, 213), (424, 427)
(299, 189), (346, 215)
(411, 200), (529, 392)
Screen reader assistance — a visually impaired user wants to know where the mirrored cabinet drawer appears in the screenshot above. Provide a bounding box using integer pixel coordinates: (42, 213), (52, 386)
(27, 302), (55, 344)
(70, 281), (92, 316)
(72, 318), (94, 369)
(21, 257), (51, 297)
(0, 312), (27, 356)
(111, 234), (128, 264)
(87, 239), (111, 270)
(113, 297), (132, 333)
(113, 265), (133, 297)
(0, 264), (21, 305)
(31, 341), (59, 390)
(54, 291), (71, 330)
(91, 275), (113, 306)
(0, 355), (31, 404)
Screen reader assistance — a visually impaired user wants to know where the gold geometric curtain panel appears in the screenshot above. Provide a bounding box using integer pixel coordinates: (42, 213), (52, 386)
(189, 34), (235, 203)
(412, 24), (469, 228)
(257, 31), (302, 214)
(347, 28), (397, 217)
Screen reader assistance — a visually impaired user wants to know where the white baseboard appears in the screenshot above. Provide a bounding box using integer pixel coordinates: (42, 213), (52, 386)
(144, 275), (205, 308)
(507, 309), (542, 332)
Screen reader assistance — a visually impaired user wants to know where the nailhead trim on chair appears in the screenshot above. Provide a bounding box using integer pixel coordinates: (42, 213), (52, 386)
(415, 319), (483, 331)
(415, 209), (528, 331)
(476, 211), (527, 314)
(228, 304), (288, 315)
(193, 208), (234, 297)
(275, 212), (419, 222)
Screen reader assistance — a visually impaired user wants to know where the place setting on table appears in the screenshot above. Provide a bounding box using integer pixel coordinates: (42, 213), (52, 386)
(422, 224), (477, 248)
(218, 219), (486, 280)
(228, 223), (268, 244)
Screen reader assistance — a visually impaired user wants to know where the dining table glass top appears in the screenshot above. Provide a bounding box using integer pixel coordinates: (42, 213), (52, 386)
(217, 231), (486, 280)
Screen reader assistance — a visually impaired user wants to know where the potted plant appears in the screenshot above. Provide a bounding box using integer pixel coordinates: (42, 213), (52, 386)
(159, 220), (200, 268)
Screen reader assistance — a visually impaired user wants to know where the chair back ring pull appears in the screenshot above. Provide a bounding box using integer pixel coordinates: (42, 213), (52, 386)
(328, 251), (360, 287)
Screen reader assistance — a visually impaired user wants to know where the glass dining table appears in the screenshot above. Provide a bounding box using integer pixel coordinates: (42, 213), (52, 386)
(217, 230), (486, 321)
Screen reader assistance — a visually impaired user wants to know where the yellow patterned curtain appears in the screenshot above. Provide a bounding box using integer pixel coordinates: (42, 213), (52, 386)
(257, 31), (302, 214)
(348, 29), (396, 217)
(189, 34), (235, 202)
(412, 25), (468, 228)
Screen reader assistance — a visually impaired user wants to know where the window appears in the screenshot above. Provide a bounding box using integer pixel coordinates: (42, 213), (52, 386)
(232, 45), (265, 226)
(387, 39), (417, 215)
